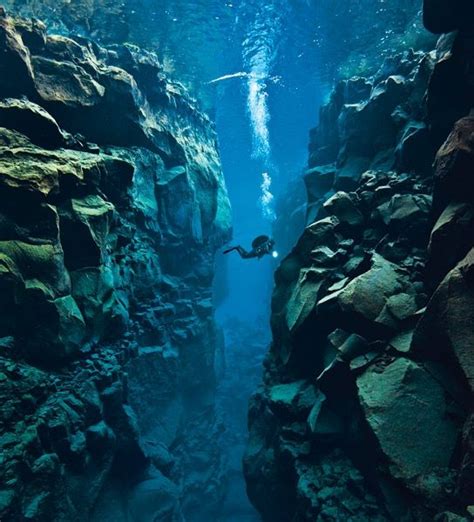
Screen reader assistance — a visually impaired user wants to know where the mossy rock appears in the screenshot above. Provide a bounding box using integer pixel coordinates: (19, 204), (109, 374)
(0, 240), (69, 296)
(32, 55), (105, 107)
(70, 267), (128, 340)
(0, 143), (133, 201)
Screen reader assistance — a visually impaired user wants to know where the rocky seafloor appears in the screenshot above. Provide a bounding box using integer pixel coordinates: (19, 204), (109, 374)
(244, 2), (474, 521)
(0, 13), (232, 522)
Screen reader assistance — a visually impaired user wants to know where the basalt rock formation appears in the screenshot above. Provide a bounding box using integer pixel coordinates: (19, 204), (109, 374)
(0, 14), (231, 522)
(245, 4), (474, 521)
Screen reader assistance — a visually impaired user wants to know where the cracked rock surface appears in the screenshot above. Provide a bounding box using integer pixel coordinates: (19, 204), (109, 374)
(244, 3), (474, 520)
(0, 15), (231, 522)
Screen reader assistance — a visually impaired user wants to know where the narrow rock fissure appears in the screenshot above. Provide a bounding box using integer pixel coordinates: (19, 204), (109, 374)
(0, 2), (473, 522)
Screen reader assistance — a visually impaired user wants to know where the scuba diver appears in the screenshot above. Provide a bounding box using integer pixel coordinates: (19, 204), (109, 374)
(223, 235), (277, 260)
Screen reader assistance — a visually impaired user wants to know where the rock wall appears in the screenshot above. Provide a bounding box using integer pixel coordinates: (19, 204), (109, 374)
(245, 4), (474, 521)
(0, 14), (231, 522)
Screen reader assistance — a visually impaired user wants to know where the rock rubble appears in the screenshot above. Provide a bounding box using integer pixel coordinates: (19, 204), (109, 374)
(245, 3), (474, 520)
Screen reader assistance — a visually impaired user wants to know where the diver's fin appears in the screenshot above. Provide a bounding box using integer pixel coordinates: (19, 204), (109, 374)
(223, 247), (237, 255)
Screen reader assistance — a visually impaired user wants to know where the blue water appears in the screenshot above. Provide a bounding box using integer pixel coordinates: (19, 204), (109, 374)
(204, 4), (325, 520)
(171, 3), (422, 520)
(209, 1), (323, 322)
(1, 1), (425, 520)
(105, 1), (326, 323)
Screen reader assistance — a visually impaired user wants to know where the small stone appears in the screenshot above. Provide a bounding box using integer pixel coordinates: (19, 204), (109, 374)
(323, 191), (364, 227)
(85, 421), (116, 453)
(0, 337), (14, 351)
(327, 277), (349, 292)
(327, 329), (350, 349)
(389, 330), (414, 353)
(337, 333), (369, 361)
(304, 164), (336, 199)
(343, 255), (367, 276)
(310, 246), (339, 266)
(32, 453), (60, 475)
(307, 394), (344, 438)
(385, 292), (418, 321)
(349, 352), (380, 372)
(0, 489), (15, 512)
(357, 358), (459, 481)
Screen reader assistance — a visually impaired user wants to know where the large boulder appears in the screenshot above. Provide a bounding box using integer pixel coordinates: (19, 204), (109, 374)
(317, 254), (413, 338)
(432, 117), (474, 215)
(377, 193), (431, 240)
(304, 164), (336, 202)
(412, 248), (474, 393)
(334, 156), (372, 191)
(285, 268), (325, 335)
(155, 166), (203, 242)
(58, 195), (115, 271)
(0, 240), (69, 297)
(21, 292), (86, 363)
(395, 122), (434, 174)
(0, 98), (67, 148)
(70, 267), (129, 339)
(323, 191), (364, 228)
(338, 75), (406, 159)
(31, 53), (106, 107)
(128, 473), (181, 522)
(427, 202), (474, 285)
(267, 380), (312, 420)
(357, 357), (460, 482)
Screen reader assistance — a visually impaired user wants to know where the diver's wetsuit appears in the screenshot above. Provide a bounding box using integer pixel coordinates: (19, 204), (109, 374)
(223, 236), (275, 259)
(223, 245), (256, 259)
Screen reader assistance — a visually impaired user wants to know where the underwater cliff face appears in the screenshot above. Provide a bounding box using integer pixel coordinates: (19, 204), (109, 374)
(244, 2), (474, 521)
(0, 14), (231, 521)
(1, 1), (474, 521)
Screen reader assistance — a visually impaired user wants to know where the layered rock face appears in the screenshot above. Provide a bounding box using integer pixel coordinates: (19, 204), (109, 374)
(245, 5), (474, 522)
(0, 15), (231, 522)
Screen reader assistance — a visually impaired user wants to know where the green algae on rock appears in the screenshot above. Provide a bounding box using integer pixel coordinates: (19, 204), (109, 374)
(0, 14), (231, 522)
